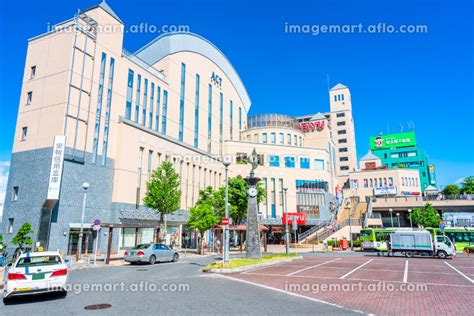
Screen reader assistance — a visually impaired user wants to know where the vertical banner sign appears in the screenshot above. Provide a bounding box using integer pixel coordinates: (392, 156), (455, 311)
(47, 136), (66, 200)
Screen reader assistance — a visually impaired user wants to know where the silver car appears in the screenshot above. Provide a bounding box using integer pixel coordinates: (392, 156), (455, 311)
(124, 243), (179, 265)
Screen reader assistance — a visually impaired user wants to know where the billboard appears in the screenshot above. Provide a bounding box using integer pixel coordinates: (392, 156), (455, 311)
(47, 135), (66, 200)
(370, 132), (416, 151)
(374, 186), (397, 196)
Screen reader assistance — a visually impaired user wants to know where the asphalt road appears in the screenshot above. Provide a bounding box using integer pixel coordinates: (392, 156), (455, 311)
(2, 255), (361, 315)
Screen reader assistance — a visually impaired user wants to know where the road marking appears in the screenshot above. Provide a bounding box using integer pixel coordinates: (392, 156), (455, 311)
(403, 260), (409, 283)
(445, 261), (474, 284)
(339, 259), (374, 279)
(215, 274), (366, 314)
(286, 258), (341, 276)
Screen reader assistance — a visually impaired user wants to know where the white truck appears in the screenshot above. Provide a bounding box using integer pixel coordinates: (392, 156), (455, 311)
(389, 230), (455, 259)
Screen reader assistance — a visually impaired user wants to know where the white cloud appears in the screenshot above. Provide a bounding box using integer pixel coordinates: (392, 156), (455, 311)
(0, 161), (10, 220)
(455, 178), (464, 185)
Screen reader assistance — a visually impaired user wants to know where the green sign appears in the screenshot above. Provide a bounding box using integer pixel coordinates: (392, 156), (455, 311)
(370, 132), (416, 150)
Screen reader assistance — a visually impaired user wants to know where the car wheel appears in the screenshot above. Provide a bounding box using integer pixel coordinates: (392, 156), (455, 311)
(130, 262), (137, 265)
(437, 251), (447, 259)
(149, 255), (156, 265)
(172, 253), (179, 262)
(405, 251), (413, 258)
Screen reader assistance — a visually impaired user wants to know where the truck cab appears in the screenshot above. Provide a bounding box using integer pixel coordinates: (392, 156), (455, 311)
(434, 235), (456, 259)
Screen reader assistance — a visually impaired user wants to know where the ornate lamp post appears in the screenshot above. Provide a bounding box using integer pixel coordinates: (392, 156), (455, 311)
(389, 208), (394, 228)
(396, 212), (401, 228)
(408, 209), (413, 229)
(223, 160), (231, 264)
(245, 149), (262, 259)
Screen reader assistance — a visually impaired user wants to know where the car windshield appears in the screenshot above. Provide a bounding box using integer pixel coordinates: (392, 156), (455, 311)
(16, 255), (62, 267)
(360, 230), (373, 238)
(133, 244), (150, 249)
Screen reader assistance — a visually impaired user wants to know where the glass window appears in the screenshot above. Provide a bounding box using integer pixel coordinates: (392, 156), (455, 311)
(30, 66), (36, 79)
(336, 112), (345, 118)
(314, 159), (324, 170)
(219, 92), (224, 152)
(300, 157), (310, 169)
(279, 133), (284, 144)
(149, 82), (154, 129)
(229, 100), (233, 140)
(269, 155), (280, 167)
(254, 133), (259, 142)
(284, 156), (295, 168)
(21, 126), (28, 141)
(7, 218), (14, 234)
(92, 53), (107, 163)
(207, 84), (212, 152)
(338, 138), (347, 143)
(135, 74), (141, 123)
(262, 133), (267, 143)
(125, 69), (134, 119)
(239, 107), (242, 131)
(122, 228), (136, 248)
(339, 147), (348, 152)
(287, 133), (291, 145)
(101, 57), (115, 166)
(155, 86), (161, 131)
(194, 74), (200, 148)
(178, 63), (186, 141)
(293, 135), (297, 146)
(142, 78), (148, 126)
(271, 132), (276, 144)
(337, 121), (346, 126)
(161, 90), (168, 134)
(12, 186), (19, 201)
(364, 179), (368, 188)
(338, 130), (347, 135)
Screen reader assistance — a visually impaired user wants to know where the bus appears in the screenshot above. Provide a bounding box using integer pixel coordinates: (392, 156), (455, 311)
(360, 228), (396, 251)
(426, 227), (474, 253)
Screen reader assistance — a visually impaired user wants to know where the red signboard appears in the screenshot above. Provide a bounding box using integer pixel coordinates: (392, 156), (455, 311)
(282, 213), (307, 225)
(299, 120), (325, 133)
(222, 218), (229, 225)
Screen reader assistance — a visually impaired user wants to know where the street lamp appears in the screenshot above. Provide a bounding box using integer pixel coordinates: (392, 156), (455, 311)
(408, 209), (413, 229)
(223, 160), (231, 264)
(77, 182), (90, 261)
(283, 185), (289, 254)
(396, 212), (401, 228)
(389, 208), (394, 228)
(349, 203), (353, 251)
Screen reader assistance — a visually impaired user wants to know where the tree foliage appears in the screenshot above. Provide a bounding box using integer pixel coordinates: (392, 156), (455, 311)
(460, 176), (474, 194)
(188, 202), (219, 254)
(143, 161), (181, 222)
(411, 203), (441, 228)
(12, 222), (34, 250)
(0, 233), (7, 251)
(442, 184), (460, 196)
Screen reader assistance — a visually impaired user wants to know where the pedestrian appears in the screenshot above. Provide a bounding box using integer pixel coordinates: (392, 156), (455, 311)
(385, 239), (391, 257)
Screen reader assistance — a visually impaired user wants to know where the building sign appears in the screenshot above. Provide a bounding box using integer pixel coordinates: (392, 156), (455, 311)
(210, 71), (222, 88)
(282, 212), (306, 225)
(299, 120), (325, 133)
(364, 162), (376, 170)
(428, 164), (435, 174)
(401, 191), (421, 196)
(47, 135), (66, 200)
(373, 186), (397, 196)
(297, 205), (320, 218)
(369, 131), (416, 151)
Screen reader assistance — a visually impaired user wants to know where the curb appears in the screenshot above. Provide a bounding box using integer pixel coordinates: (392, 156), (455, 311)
(204, 256), (303, 274)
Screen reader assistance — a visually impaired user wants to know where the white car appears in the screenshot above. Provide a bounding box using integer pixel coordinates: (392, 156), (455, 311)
(3, 251), (68, 302)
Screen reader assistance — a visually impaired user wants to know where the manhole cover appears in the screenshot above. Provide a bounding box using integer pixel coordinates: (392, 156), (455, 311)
(84, 304), (112, 310)
(136, 268), (149, 271)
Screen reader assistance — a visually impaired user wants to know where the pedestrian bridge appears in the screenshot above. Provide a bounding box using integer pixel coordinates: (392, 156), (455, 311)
(371, 195), (474, 213)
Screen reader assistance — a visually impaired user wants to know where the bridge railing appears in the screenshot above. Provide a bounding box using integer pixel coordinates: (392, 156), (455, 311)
(423, 194), (474, 201)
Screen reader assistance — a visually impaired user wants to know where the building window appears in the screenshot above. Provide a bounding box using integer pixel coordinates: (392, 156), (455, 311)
(337, 121), (346, 126)
(125, 69), (134, 120)
(299, 137), (302, 147)
(340, 156), (349, 162)
(279, 133), (284, 144)
(178, 63), (186, 141)
(334, 95), (337, 102)
(336, 112), (345, 118)
(262, 178), (268, 216)
(135, 74), (141, 123)
(229, 100), (233, 140)
(284, 156), (295, 168)
(300, 157), (310, 169)
(101, 57), (115, 166)
(341, 94), (344, 101)
(92, 52), (107, 164)
(254, 133), (259, 142)
(147, 150), (153, 179)
(219, 92), (224, 153)
(30, 66), (36, 79)
(287, 133), (291, 145)
(314, 159), (324, 170)
(149, 82), (155, 129)
(271, 132), (276, 144)
(340, 166), (349, 171)
(161, 90), (168, 134)
(136, 147), (144, 208)
(236, 152), (248, 164)
(239, 107), (242, 132)
(142, 78), (148, 126)
(363, 179), (368, 188)
(338, 130), (347, 135)
(194, 74), (200, 148)
(207, 84), (212, 152)
(262, 133), (267, 144)
(370, 179), (373, 187)
(12, 186), (19, 201)
(339, 147), (348, 152)
(269, 155), (280, 167)
(338, 139), (347, 144)
(279, 179), (284, 206)
(270, 178), (276, 218)
(21, 126), (28, 141)
(26, 91), (33, 105)
(155, 86), (161, 132)
(8, 218), (14, 234)
(293, 135), (297, 146)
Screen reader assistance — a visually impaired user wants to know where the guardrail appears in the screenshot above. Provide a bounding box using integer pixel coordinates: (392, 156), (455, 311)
(298, 198), (345, 242)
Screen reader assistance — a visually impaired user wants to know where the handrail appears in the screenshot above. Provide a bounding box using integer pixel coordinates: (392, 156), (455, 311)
(364, 198), (373, 228)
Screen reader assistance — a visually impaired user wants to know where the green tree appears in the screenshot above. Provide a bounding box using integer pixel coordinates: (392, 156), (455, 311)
(12, 222), (34, 250)
(144, 161), (181, 224)
(411, 203), (441, 228)
(196, 186), (220, 208)
(460, 176), (474, 194)
(442, 184), (460, 196)
(0, 233), (7, 251)
(188, 202), (219, 254)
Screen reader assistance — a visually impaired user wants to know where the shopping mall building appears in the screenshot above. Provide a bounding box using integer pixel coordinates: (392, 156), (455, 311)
(1, 2), (358, 255)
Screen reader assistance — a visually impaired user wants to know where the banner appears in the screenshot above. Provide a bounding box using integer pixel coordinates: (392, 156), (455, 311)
(47, 136), (66, 200)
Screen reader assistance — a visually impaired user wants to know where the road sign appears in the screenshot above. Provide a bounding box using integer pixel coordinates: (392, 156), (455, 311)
(93, 225), (101, 231)
(222, 218), (229, 225)
(93, 219), (101, 225)
(439, 224), (445, 232)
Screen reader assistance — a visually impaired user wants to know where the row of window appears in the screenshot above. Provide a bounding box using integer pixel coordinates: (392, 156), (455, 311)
(334, 93), (345, 102)
(260, 177), (284, 218)
(358, 176), (419, 188)
(268, 155), (325, 170)
(246, 132), (304, 147)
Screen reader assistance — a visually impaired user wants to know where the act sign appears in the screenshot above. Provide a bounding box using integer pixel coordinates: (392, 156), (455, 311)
(93, 219), (101, 231)
(222, 218), (229, 225)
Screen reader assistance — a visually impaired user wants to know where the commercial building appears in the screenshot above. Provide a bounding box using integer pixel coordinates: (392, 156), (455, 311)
(369, 131), (437, 191)
(1, 2), (356, 255)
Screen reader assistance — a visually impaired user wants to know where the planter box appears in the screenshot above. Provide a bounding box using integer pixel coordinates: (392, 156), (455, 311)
(204, 256), (303, 274)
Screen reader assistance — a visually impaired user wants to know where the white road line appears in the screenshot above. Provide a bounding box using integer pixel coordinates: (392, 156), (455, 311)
(286, 258), (341, 276)
(215, 274), (366, 314)
(340, 259), (374, 279)
(445, 261), (474, 284)
(403, 260), (409, 283)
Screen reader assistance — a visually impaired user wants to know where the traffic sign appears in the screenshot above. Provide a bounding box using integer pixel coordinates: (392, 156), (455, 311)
(222, 218), (229, 225)
(439, 224), (445, 232)
(93, 219), (101, 225)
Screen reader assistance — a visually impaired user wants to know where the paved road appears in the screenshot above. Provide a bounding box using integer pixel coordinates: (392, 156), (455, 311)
(2, 256), (360, 315)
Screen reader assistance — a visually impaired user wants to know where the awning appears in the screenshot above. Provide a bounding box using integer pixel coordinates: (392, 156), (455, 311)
(212, 225), (269, 231)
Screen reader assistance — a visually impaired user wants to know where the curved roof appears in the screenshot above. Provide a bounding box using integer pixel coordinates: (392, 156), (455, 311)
(134, 32), (252, 112)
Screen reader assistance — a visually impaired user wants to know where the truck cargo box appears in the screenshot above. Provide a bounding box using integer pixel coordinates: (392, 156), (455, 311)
(390, 231), (433, 251)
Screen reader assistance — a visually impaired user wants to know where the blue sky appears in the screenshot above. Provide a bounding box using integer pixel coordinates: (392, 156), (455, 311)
(0, 0), (473, 187)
